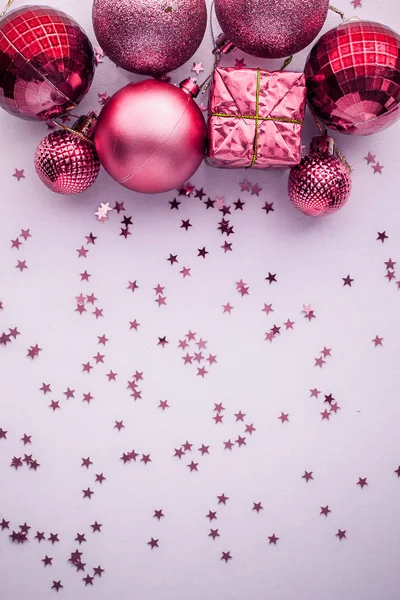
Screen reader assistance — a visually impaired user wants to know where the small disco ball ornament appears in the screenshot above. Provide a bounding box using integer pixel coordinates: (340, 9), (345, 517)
(288, 135), (352, 217)
(0, 5), (95, 121)
(305, 20), (400, 135)
(92, 0), (207, 77)
(214, 0), (330, 58)
(34, 113), (101, 195)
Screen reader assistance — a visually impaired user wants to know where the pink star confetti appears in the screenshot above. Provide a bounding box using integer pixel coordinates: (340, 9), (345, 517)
(235, 58), (246, 69)
(268, 533), (279, 545)
(336, 529), (347, 540)
(98, 92), (110, 106)
(250, 183), (262, 196)
(16, 260), (28, 272)
(13, 169), (25, 181)
(95, 202), (113, 222)
(94, 46), (104, 65)
(372, 162), (383, 174)
(221, 551), (232, 563)
(222, 302), (233, 314)
(302, 471), (314, 482)
(377, 231), (388, 243)
(192, 61), (204, 75)
(320, 505), (331, 517)
(364, 152), (376, 164)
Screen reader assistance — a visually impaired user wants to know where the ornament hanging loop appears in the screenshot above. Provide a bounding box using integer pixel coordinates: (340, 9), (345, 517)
(1, 0), (14, 17)
(328, 4), (346, 22)
(51, 112), (98, 147)
(306, 100), (353, 172)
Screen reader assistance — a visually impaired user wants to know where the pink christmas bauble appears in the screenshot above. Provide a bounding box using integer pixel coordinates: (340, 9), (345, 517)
(92, 0), (207, 77)
(35, 114), (100, 195)
(94, 80), (207, 194)
(305, 21), (400, 135)
(0, 5), (95, 121)
(214, 0), (329, 59)
(288, 136), (352, 217)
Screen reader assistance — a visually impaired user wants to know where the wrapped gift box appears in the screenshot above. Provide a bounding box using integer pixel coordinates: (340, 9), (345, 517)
(206, 67), (307, 169)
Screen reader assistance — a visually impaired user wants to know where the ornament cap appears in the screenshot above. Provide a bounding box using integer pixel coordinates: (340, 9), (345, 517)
(212, 33), (236, 55)
(72, 112), (98, 140)
(311, 134), (335, 156)
(180, 78), (200, 98)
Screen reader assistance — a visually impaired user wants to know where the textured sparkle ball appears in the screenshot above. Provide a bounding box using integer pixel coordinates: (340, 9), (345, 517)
(288, 136), (352, 217)
(35, 114), (100, 195)
(94, 79), (206, 194)
(305, 21), (400, 135)
(214, 0), (329, 58)
(92, 0), (207, 77)
(0, 6), (95, 121)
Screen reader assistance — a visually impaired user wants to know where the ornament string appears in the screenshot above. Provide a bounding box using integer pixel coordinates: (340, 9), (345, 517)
(328, 5), (346, 21)
(51, 119), (95, 146)
(198, 0), (220, 94)
(198, 0), (293, 95)
(306, 100), (353, 172)
(1, 0), (14, 17)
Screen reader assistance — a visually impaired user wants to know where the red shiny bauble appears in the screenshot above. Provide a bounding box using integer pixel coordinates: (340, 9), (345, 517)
(0, 6), (95, 121)
(305, 21), (400, 135)
(288, 136), (352, 217)
(215, 0), (329, 58)
(92, 0), (207, 77)
(94, 79), (207, 194)
(35, 114), (100, 195)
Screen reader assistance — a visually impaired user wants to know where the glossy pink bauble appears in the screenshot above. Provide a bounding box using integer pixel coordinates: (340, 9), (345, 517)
(214, 0), (329, 58)
(0, 6), (95, 121)
(305, 21), (400, 135)
(94, 80), (207, 194)
(92, 0), (207, 77)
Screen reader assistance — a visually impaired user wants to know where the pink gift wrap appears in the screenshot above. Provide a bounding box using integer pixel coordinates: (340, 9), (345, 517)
(206, 67), (307, 169)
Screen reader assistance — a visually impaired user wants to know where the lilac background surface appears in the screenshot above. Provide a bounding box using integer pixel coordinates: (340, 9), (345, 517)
(1, 0), (400, 598)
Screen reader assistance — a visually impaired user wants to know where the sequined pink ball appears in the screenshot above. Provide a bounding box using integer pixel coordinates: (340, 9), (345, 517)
(0, 6), (95, 121)
(214, 0), (329, 58)
(288, 137), (352, 217)
(94, 79), (207, 194)
(305, 21), (400, 135)
(92, 0), (207, 77)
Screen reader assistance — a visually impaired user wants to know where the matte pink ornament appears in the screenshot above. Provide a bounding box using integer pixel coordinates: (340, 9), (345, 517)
(214, 0), (329, 59)
(94, 79), (207, 194)
(92, 0), (207, 77)
(305, 21), (400, 135)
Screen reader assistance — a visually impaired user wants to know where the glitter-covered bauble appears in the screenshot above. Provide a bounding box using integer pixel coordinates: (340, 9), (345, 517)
(35, 113), (100, 195)
(0, 6), (95, 121)
(94, 79), (206, 194)
(305, 21), (400, 135)
(92, 0), (207, 77)
(214, 0), (329, 58)
(288, 136), (352, 216)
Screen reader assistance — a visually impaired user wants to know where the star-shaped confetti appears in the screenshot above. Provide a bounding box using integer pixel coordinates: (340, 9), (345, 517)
(192, 61), (204, 75)
(13, 169), (25, 181)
